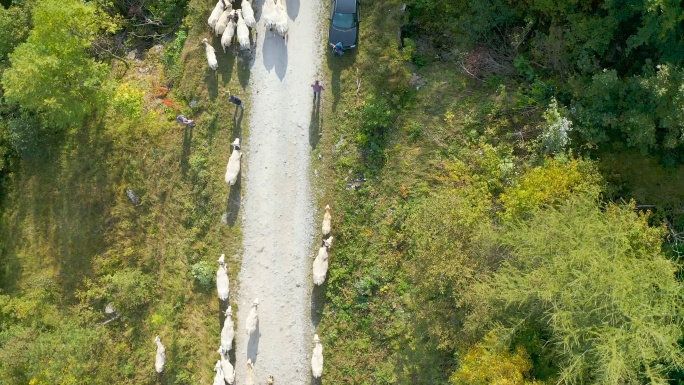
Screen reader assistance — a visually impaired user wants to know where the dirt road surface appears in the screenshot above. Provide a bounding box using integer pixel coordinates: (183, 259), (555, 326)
(234, 0), (324, 383)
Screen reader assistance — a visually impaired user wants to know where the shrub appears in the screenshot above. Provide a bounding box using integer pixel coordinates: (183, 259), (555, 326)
(190, 261), (214, 291)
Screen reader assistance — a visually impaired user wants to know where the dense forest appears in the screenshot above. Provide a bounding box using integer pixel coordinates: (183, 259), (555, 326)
(1, 0), (684, 384)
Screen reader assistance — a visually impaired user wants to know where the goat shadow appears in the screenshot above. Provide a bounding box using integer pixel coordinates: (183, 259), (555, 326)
(225, 176), (242, 227)
(247, 321), (261, 364)
(287, 0), (300, 20)
(206, 67), (220, 100)
(233, 106), (245, 138)
(262, 32), (288, 81)
(310, 278), (327, 329)
(309, 98), (322, 149)
(311, 374), (322, 385)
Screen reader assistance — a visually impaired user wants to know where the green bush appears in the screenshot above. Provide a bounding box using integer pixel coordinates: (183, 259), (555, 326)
(190, 261), (214, 291)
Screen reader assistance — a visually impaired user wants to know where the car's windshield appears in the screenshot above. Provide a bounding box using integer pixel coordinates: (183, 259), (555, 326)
(332, 12), (356, 29)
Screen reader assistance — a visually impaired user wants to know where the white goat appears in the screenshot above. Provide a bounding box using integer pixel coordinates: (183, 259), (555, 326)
(262, 0), (277, 31)
(154, 336), (166, 373)
(311, 334), (324, 378)
(267, 375), (274, 384)
(241, 0), (257, 28)
(221, 11), (237, 53)
(217, 254), (230, 301)
(215, 7), (234, 36)
(313, 236), (333, 285)
(225, 138), (242, 185)
(202, 38), (219, 70)
(213, 360), (225, 385)
(208, 0), (226, 29)
(236, 10), (251, 50)
(220, 306), (235, 355)
(246, 359), (256, 385)
(322, 204), (332, 236)
(245, 298), (259, 336)
(217, 349), (236, 384)
(273, 0), (288, 38)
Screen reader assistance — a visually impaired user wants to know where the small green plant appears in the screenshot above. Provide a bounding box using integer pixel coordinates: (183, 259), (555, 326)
(190, 261), (214, 291)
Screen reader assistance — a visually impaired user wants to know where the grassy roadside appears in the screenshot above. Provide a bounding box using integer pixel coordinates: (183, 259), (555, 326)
(0, 0), (251, 383)
(312, 0), (551, 383)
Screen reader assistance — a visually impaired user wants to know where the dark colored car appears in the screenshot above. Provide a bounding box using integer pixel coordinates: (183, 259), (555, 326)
(328, 0), (360, 50)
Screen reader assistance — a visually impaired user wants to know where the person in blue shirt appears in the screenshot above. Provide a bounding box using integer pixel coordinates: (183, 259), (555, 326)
(331, 42), (345, 57)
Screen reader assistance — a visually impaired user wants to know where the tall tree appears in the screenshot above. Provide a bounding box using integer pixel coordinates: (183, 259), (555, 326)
(476, 197), (684, 384)
(1, 0), (115, 129)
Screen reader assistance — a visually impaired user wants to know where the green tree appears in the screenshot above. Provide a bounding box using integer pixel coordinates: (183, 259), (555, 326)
(499, 157), (601, 222)
(407, 183), (496, 352)
(476, 197), (684, 384)
(0, 5), (30, 63)
(451, 333), (543, 385)
(1, 0), (115, 129)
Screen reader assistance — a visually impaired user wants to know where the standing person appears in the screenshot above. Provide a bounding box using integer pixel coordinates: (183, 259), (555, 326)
(311, 80), (324, 101)
(229, 94), (244, 110)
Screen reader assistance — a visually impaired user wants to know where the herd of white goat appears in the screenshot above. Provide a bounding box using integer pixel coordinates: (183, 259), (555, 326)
(154, 0), (332, 381)
(203, 0), (288, 71)
(155, 204), (332, 383)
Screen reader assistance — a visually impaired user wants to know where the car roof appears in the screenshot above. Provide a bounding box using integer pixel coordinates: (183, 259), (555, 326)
(334, 0), (357, 14)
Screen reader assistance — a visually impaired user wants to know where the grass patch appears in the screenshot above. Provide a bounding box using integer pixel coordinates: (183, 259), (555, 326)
(0, 0), (251, 383)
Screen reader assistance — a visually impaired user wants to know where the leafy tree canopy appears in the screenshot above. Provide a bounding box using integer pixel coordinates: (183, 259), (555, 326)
(1, 0), (116, 129)
(476, 197), (684, 384)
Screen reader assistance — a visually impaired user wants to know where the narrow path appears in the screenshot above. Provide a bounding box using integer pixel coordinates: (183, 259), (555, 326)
(235, 0), (323, 382)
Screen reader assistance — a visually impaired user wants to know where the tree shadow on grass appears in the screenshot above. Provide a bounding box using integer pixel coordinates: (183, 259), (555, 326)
(0, 124), (113, 300)
(225, 177), (242, 227)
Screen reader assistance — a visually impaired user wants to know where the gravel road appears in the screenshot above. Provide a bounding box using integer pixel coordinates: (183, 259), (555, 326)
(234, 0), (323, 383)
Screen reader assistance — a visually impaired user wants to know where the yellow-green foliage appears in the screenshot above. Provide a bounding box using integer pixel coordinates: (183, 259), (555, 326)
(112, 83), (145, 118)
(478, 197), (684, 384)
(451, 335), (542, 385)
(499, 157), (602, 222)
(408, 182), (495, 352)
(1, 0), (117, 128)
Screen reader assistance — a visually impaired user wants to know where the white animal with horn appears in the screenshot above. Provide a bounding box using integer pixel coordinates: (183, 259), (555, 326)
(236, 9), (251, 50)
(225, 138), (242, 185)
(208, 0), (226, 29)
(154, 336), (166, 373)
(313, 236), (333, 285)
(273, 0), (288, 38)
(241, 0), (257, 27)
(202, 38), (219, 70)
(217, 254), (230, 301)
(221, 11), (237, 52)
(311, 334), (324, 378)
(217, 349), (236, 384)
(220, 306), (235, 355)
(322, 204), (332, 236)
(245, 298), (259, 336)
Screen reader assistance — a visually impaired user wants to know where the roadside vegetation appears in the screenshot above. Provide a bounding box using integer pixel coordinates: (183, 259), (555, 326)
(0, 0), (247, 383)
(2, 0), (684, 384)
(315, 0), (684, 383)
